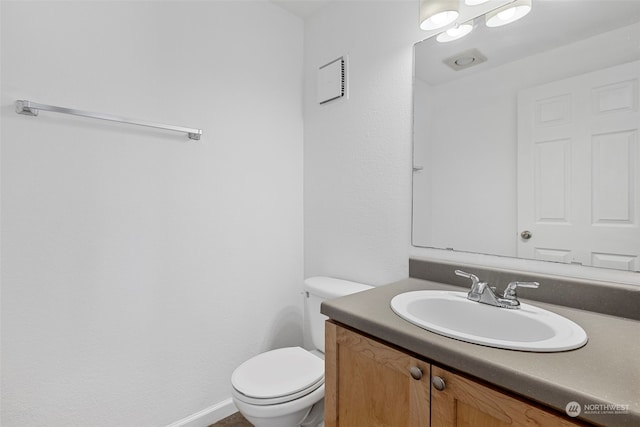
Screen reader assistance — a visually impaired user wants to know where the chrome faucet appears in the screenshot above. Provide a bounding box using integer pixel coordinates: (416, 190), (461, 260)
(454, 270), (539, 309)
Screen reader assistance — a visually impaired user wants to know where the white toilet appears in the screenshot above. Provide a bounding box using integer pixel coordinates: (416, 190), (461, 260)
(231, 276), (372, 427)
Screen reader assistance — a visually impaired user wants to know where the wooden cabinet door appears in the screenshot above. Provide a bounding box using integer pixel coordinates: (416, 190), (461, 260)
(325, 321), (430, 427)
(430, 365), (590, 427)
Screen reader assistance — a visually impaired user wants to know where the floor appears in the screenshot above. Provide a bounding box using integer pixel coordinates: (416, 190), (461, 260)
(208, 411), (253, 427)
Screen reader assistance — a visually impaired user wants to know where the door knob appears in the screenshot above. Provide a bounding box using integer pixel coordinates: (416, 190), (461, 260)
(432, 376), (446, 391)
(520, 230), (532, 240)
(409, 366), (423, 380)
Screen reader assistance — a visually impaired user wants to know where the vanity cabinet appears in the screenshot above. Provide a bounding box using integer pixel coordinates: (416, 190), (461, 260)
(324, 321), (430, 426)
(325, 321), (590, 427)
(430, 365), (587, 427)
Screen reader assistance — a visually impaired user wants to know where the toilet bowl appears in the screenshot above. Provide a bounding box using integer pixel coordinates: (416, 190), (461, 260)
(231, 347), (324, 427)
(230, 277), (372, 427)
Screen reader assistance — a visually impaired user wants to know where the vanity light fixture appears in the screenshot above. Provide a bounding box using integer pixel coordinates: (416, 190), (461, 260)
(436, 21), (474, 43)
(485, 0), (532, 27)
(420, 0), (459, 31)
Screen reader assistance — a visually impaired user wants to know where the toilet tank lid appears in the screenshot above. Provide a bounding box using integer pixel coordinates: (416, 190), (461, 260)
(303, 276), (372, 299)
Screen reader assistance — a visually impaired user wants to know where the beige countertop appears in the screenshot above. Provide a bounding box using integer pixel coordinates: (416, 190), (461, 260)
(321, 277), (640, 427)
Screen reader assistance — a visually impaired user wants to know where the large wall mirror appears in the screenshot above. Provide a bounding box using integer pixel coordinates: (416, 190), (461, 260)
(412, 0), (640, 272)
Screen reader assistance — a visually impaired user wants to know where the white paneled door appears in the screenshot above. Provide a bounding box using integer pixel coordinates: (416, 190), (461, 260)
(518, 61), (640, 271)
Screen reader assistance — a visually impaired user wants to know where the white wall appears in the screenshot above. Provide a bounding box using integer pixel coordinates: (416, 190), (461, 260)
(1, 1), (304, 426)
(303, 0), (422, 286)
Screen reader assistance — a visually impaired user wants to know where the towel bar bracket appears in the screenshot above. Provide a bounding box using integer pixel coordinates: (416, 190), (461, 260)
(16, 100), (39, 116)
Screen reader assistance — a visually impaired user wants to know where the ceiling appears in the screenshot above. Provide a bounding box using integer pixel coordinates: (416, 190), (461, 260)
(270, 0), (333, 19)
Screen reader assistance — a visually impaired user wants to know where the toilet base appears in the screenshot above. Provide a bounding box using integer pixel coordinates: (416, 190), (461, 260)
(232, 384), (324, 427)
(242, 406), (311, 427)
(300, 399), (323, 427)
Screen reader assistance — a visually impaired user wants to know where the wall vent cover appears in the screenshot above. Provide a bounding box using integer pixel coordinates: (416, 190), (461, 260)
(443, 48), (488, 71)
(317, 56), (346, 104)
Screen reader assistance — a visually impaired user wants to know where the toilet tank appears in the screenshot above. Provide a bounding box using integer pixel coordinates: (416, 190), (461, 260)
(303, 276), (372, 353)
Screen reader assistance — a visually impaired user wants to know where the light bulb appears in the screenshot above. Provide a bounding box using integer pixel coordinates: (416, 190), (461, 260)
(422, 10), (459, 30)
(485, 0), (532, 27)
(436, 22), (473, 43)
(497, 7), (516, 21)
(420, 0), (460, 31)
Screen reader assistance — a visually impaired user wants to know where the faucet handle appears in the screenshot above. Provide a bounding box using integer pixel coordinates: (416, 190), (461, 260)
(455, 270), (487, 303)
(454, 270), (481, 287)
(503, 281), (540, 300)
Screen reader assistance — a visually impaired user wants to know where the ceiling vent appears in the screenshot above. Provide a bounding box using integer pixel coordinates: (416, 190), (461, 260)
(443, 48), (488, 71)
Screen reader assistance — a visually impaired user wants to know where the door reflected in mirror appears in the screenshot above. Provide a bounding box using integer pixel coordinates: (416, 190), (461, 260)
(412, 0), (640, 272)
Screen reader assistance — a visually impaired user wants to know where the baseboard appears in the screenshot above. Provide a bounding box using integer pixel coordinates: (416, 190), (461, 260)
(166, 398), (237, 427)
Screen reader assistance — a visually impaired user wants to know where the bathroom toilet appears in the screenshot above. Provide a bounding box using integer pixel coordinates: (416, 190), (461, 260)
(231, 276), (372, 427)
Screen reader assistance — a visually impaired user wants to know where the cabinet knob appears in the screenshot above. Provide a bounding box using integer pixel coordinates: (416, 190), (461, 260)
(432, 376), (446, 391)
(520, 230), (532, 240)
(409, 366), (423, 380)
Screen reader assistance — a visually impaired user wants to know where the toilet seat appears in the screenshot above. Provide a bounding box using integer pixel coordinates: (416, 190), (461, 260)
(231, 347), (324, 406)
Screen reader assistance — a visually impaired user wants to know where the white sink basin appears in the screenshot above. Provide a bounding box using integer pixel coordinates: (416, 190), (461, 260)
(390, 290), (588, 352)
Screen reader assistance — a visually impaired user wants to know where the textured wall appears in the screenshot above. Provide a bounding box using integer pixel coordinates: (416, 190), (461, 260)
(1, 1), (304, 426)
(303, 0), (422, 286)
